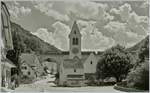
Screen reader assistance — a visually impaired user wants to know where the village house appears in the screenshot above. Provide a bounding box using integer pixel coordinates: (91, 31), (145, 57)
(1, 2), (16, 89)
(19, 53), (44, 83)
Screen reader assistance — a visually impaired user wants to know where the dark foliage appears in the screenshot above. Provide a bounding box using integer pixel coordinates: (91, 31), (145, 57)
(127, 62), (149, 90)
(96, 44), (133, 82)
(10, 22), (61, 55)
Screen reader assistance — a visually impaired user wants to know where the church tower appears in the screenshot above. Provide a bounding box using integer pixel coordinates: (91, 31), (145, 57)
(69, 21), (82, 59)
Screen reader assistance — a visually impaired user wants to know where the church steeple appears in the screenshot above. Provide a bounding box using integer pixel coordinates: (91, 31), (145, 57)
(69, 21), (81, 38)
(69, 21), (82, 59)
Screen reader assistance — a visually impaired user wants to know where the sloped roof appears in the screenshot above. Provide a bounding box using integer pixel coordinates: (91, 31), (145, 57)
(1, 58), (16, 67)
(61, 51), (69, 55)
(20, 53), (37, 67)
(69, 21), (81, 37)
(61, 51), (103, 55)
(1, 2), (10, 16)
(63, 57), (85, 69)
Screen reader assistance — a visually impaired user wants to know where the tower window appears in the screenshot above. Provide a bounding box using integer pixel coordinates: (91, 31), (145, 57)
(91, 61), (92, 64)
(73, 38), (78, 45)
(75, 38), (78, 45)
(73, 38), (76, 45)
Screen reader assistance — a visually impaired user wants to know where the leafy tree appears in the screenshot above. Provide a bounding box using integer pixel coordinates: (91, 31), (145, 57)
(127, 61), (149, 90)
(138, 37), (149, 64)
(97, 45), (133, 82)
(126, 36), (149, 90)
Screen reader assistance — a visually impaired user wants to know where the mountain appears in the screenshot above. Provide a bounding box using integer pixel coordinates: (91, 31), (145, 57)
(10, 22), (62, 54)
(126, 36), (149, 52)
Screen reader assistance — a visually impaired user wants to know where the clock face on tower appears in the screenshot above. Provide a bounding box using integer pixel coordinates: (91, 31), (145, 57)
(72, 47), (79, 54)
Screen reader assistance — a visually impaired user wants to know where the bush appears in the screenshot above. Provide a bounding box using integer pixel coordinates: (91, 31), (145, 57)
(20, 75), (35, 84)
(97, 81), (116, 86)
(86, 76), (97, 86)
(127, 62), (149, 90)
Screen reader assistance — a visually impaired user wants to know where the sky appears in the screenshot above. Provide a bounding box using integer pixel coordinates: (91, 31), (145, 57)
(5, 0), (149, 51)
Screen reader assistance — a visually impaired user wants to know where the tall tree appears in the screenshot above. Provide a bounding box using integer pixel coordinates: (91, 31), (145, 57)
(97, 45), (133, 82)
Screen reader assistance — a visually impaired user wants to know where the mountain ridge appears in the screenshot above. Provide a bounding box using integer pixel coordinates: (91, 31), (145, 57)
(11, 22), (62, 55)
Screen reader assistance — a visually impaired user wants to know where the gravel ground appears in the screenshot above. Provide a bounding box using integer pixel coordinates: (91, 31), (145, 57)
(14, 75), (125, 93)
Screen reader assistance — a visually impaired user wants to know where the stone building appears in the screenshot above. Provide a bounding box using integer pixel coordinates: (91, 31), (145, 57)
(39, 21), (103, 86)
(1, 2), (16, 89)
(19, 53), (44, 83)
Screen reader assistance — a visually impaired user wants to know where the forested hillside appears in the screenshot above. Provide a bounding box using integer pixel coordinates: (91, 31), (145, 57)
(127, 36), (149, 53)
(10, 22), (61, 54)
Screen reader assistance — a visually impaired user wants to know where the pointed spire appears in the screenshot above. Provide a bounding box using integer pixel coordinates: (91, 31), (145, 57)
(69, 20), (81, 37)
(72, 20), (78, 29)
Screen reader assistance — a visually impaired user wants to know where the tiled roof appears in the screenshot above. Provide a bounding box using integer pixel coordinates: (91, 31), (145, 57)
(61, 51), (103, 55)
(63, 57), (85, 69)
(20, 53), (37, 67)
(1, 2), (10, 16)
(1, 58), (16, 67)
(61, 51), (69, 55)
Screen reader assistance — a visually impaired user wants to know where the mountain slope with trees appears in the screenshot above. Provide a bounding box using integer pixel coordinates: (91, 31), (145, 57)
(126, 36), (149, 52)
(10, 22), (61, 54)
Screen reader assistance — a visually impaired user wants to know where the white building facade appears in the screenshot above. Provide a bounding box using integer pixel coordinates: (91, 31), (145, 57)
(59, 21), (100, 86)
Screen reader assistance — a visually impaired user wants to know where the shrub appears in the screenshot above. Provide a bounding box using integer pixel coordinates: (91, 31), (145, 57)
(86, 76), (97, 86)
(20, 75), (35, 84)
(127, 61), (149, 90)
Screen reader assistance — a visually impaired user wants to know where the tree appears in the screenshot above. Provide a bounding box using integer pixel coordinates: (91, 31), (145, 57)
(97, 45), (133, 82)
(137, 37), (149, 65)
(127, 61), (149, 90)
(126, 37), (149, 90)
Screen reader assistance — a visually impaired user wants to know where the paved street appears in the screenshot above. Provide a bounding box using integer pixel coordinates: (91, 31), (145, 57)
(13, 75), (125, 93)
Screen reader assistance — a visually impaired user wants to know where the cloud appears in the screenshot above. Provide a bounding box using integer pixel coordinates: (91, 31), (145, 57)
(107, 3), (148, 47)
(77, 20), (115, 51)
(52, 21), (71, 50)
(20, 6), (31, 15)
(66, 1), (112, 21)
(6, 1), (31, 19)
(33, 1), (70, 21)
(32, 20), (116, 51)
(110, 3), (132, 22)
(6, 1), (148, 51)
(33, 1), (113, 22)
(31, 28), (55, 45)
(32, 21), (71, 51)
(104, 21), (145, 47)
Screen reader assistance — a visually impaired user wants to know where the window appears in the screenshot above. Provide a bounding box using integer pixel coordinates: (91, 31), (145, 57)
(74, 69), (76, 72)
(73, 38), (75, 45)
(73, 38), (78, 45)
(91, 61), (92, 64)
(22, 66), (27, 70)
(28, 71), (30, 75)
(76, 38), (78, 45)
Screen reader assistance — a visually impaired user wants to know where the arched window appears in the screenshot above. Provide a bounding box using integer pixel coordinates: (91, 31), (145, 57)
(76, 38), (78, 45)
(91, 61), (92, 64)
(73, 38), (75, 45)
(73, 37), (78, 45)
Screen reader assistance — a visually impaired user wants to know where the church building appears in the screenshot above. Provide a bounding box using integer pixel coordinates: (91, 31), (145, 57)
(58, 21), (102, 86)
(39, 21), (103, 87)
